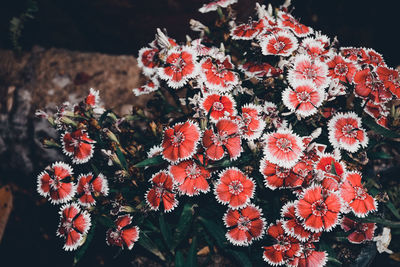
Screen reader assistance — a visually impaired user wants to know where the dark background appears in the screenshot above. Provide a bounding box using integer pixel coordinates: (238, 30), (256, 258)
(0, 0), (399, 266)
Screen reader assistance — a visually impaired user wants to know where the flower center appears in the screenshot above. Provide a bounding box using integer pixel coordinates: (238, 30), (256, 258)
(334, 63), (348, 76)
(342, 124), (358, 138)
(109, 230), (121, 241)
(172, 56), (186, 72)
(62, 219), (73, 233)
(273, 41), (286, 52)
(303, 67), (317, 80)
(83, 183), (93, 195)
(212, 101), (224, 111)
(354, 186), (367, 200)
(171, 131), (185, 147)
(276, 167), (290, 178)
(155, 184), (165, 197)
(276, 138), (293, 153)
(311, 199), (328, 216)
(212, 131), (228, 146)
(274, 235), (290, 251)
(237, 216), (251, 231)
(296, 91), (311, 103)
(185, 163), (201, 179)
(228, 180), (244, 195)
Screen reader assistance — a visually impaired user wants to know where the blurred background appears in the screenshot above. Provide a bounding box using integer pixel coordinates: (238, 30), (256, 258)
(0, 0), (400, 266)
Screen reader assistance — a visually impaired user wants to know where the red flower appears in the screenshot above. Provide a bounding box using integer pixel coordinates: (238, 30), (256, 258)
(340, 172), (377, 217)
(278, 11), (313, 37)
(296, 185), (342, 232)
(76, 173), (109, 206)
(364, 101), (390, 128)
(145, 170), (178, 212)
(169, 154), (211, 196)
(260, 158), (305, 190)
(202, 118), (242, 160)
(315, 154), (346, 176)
(341, 216), (376, 244)
(260, 30), (298, 57)
(158, 47), (198, 89)
(281, 202), (312, 241)
(241, 104), (265, 140)
(138, 47), (159, 76)
(201, 93), (236, 122)
(301, 37), (331, 61)
(62, 129), (95, 164)
(199, 0), (237, 13)
(132, 77), (159, 96)
(263, 129), (304, 169)
(327, 55), (358, 83)
(361, 48), (386, 67)
(200, 56), (238, 92)
(214, 167), (255, 209)
(238, 61), (282, 79)
(377, 66), (400, 98)
(282, 81), (325, 118)
(224, 204), (266, 246)
(341, 47), (366, 62)
(287, 242), (327, 267)
(85, 88), (100, 107)
(262, 221), (301, 266)
(162, 121), (201, 163)
(288, 54), (330, 89)
(37, 162), (75, 204)
(353, 68), (392, 104)
(327, 112), (368, 153)
(231, 19), (265, 40)
(57, 203), (91, 251)
(106, 215), (140, 250)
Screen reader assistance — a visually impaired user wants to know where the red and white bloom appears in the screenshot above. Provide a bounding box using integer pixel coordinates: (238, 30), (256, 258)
(361, 48), (386, 67)
(315, 154), (346, 177)
(354, 68), (392, 104)
(262, 221), (301, 266)
(296, 185), (342, 232)
(328, 112), (368, 153)
(231, 19), (265, 40)
(169, 154), (211, 196)
(327, 55), (358, 83)
(240, 104), (265, 140)
(37, 162), (75, 204)
(158, 47), (198, 89)
(238, 61), (282, 79)
(199, 0), (237, 13)
(301, 37), (330, 61)
(85, 88), (100, 108)
(340, 172), (377, 217)
(214, 167), (255, 209)
(202, 118), (242, 160)
(282, 81), (325, 118)
(287, 242), (327, 267)
(223, 204), (266, 246)
(341, 47), (365, 62)
(199, 56), (239, 92)
(57, 203), (91, 251)
(161, 121), (201, 163)
(260, 158), (304, 190)
(278, 11), (313, 37)
(106, 215), (140, 250)
(201, 93), (236, 122)
(288, 54), (330, 89)
(377, 66), (400, 98)
(281, 202), (312, 241)
(341, 216), (376, 244)
(138, 47), (159, 76)
(263, 129), (304, 169)
(62, 129), (95, 164)
(145, 170), (178, 212)
(76, 173), (109, 206)
(132, 77), (159, 96)
(260, 31), (298, 57)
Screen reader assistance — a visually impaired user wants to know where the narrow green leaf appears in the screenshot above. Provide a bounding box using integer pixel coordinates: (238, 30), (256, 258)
(97, 215), (115, 228)
(363, 116), (400, 139)
(386, 201), (400, 220)
(175, 250), (185, 267)
(137, 232), (166, 261)
(198, 217), (226, 248)
(327, 256), (342, 266)
(115, 146), (128, 170)
(359, 216), (400, 228)
(134, 155), (164, 168)
(73, 221), (96, 266)
(159, 213), (173, 247)
(226, 249), (252, 267)
(172, 203), (194, 250)
(186, 236), (197, 267)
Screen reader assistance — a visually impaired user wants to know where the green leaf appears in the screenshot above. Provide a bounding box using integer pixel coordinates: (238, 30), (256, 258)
(172, 203), (194, 250)
(137, 232), (166, 261)
(115, 146), (128, 170)
(226, 249), (252, 267)
(73, 221), (96, 266)
(359, 216), (400, 228)
(386, 201), (400, 220)
(134, 155), (164, 168)
(97, 215), (115, 228)
(198, 217), (227, 248)
(175, 250), (185, 267)
(352, 242), (376, 267)
(363, 116), (400, 139)
(159, 213), (173, 248)
(327, 256), (342, 266)
(186, 236), (197, 267)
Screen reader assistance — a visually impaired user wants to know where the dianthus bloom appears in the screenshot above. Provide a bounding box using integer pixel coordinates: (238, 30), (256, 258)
(106, 215), (140, 250)
(259, 158), (304, 190)
(169, 154), (210, 196)
(282, 81), (325, 118)
(137, 47), (159, 76)
(146, 171), (178, 212)
(341, 216), (375, 244)
(214, 167), (255, 209)
(327, 55), (358, 83)
(278, 11), (313, 37)
(288, 54), (330, 89)
(223, 204), (265, 246)
(240, 104), (265, 140)
(76, 173), (109, 206)
(262, 221), (301, 266)
(287, 242), (327, 267)
(263, 129), (304, 169)
(231, 19), (265, 40)
(202, 118), (242, 160)
(199, 56), (238, 92)
(328, 112), (368, 153)
(260, 30), (298, 57)
(37, 162), (75, 204)
(62, 129), (95, 164)
(281, 202), (312, 241)
(238, 61), (282, 79)
(201, 93), (236, 122)
(161, 121), (201, 163)
(158, 47), (198, 88)
(296, 185), (342, 232)
(340, 172), (377, 217)
(57, 203), (91, 251)
(353, 68), (392, 104)
(198, 0), (237, 13)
